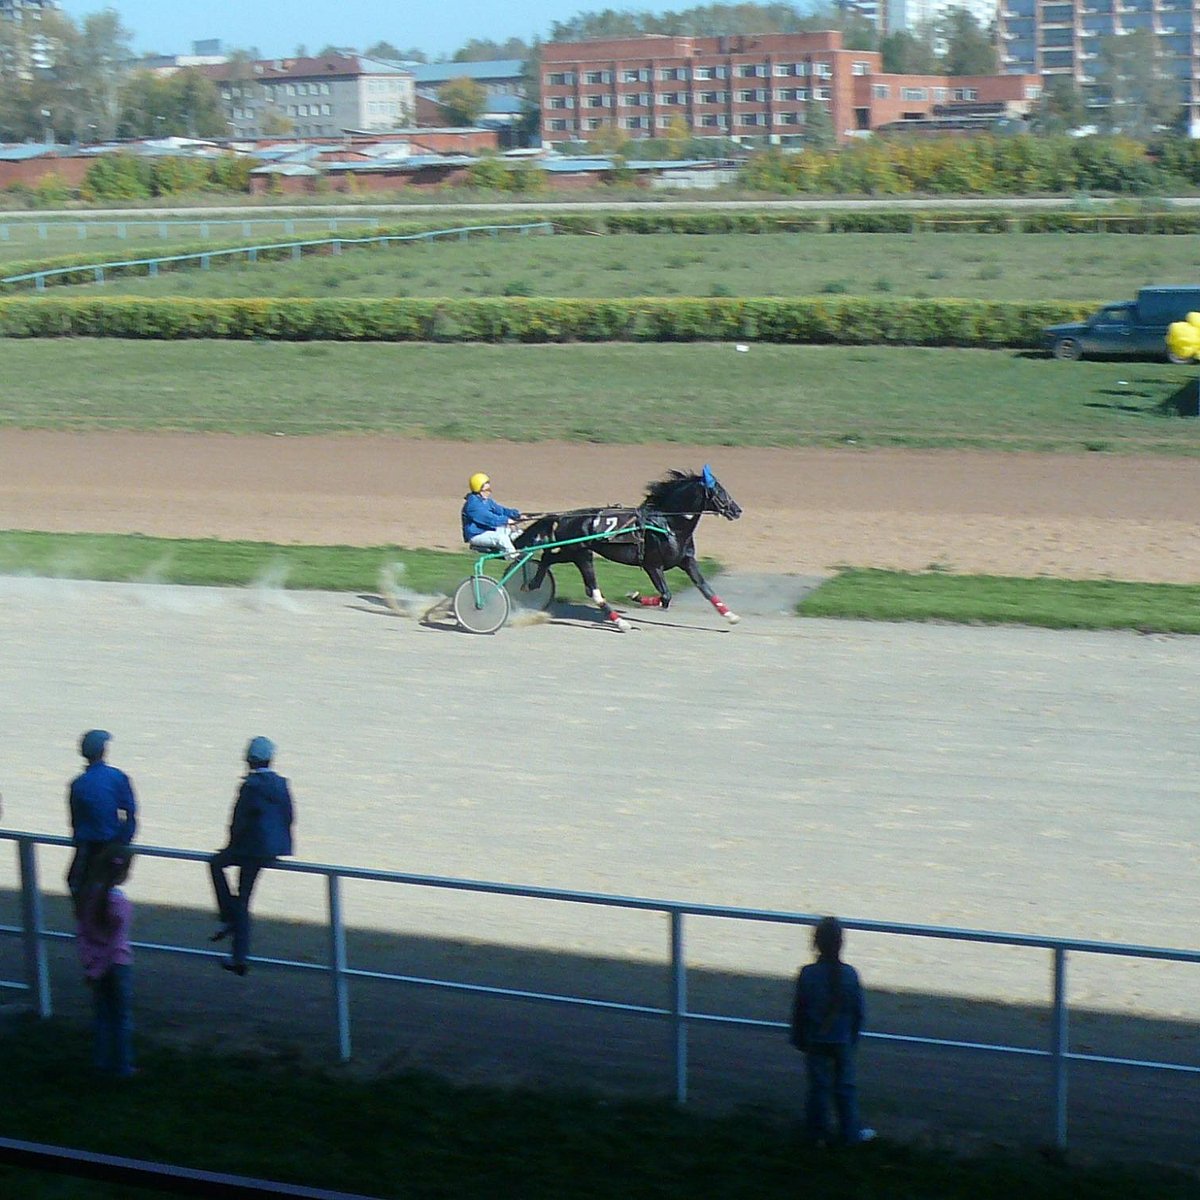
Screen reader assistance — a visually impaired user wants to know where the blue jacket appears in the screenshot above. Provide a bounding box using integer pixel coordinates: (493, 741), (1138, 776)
(790, 958), (865, 1048)
(461, 492), (520, 542)
(223, 769), (294, 859)
(68, 762), (137, 846)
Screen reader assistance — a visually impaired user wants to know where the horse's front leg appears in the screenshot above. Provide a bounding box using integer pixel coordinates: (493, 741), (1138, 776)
(577, 552), (630, 632)
(680, 552), (740, 624)
(629, 565), (672, 609)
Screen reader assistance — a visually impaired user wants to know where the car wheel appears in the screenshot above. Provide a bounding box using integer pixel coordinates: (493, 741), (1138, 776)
(1167, 351), (1192, 365)
(1052, 338), (1083, 361)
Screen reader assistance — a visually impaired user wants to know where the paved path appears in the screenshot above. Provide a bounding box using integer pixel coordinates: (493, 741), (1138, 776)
(1, 578), (1198, 1160)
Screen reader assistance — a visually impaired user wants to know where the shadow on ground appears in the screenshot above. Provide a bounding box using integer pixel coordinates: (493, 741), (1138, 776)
(2, 890), (1197, 1169)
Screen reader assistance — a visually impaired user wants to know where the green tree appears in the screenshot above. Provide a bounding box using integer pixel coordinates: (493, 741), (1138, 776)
(438, 76), (488, 125)
(1029, 76), (1087, 136)
(802, 95), (837, 149)
(880, 28), (939, 75)
(365, 41), (426, 62)
(1094, 30), (1183, 140)
(452, 37), (530, 61)
(940, 7), (997, 76)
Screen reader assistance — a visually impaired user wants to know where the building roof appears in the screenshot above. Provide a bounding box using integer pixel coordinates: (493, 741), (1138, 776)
(406, 59), (525, 84)
(201, 54), (412, 83)
(0, 143), (59, 161)
(323, 155), (475, 173)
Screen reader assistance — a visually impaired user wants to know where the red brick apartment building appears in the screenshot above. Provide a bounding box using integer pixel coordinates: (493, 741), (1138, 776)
(540, 32), (1040, 146)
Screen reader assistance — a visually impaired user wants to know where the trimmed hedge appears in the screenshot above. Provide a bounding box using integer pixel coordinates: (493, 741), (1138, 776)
(0, 295), (1092, 348)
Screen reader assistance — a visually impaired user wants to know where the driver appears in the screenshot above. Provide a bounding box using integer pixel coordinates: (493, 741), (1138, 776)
(461, 472), (523, 560)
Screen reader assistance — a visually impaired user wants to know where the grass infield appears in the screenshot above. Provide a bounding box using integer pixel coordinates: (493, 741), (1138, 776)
(0, 532), (1195, 633)
(0, 341), (1198, 453)
(1, 1020), (1194, 1200)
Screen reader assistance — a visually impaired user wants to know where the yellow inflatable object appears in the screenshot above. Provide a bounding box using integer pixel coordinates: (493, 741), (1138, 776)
(1167, 318), (1200, 361)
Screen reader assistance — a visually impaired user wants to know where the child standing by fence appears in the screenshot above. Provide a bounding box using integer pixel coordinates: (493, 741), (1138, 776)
(75, 845), (135, 1079)
(789, 916), (873, 1146)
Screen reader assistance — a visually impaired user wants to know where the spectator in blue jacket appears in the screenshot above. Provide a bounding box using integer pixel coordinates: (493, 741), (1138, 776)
(461, 471), (523, 560)
(789, 916), (874, 1146)
(208, 736), (294, 977)
(67, 730), (137, 906)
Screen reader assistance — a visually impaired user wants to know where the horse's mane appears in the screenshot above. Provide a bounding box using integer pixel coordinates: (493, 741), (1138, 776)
(642, 469), (700, 510)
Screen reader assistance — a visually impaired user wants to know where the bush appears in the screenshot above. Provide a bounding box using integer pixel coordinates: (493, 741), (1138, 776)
(0, 295), (1093, 349)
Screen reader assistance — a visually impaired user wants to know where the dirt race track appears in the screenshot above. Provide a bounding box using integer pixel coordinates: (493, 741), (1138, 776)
(2, 431), (1200, 1166)
(0, 430), (1199, 581)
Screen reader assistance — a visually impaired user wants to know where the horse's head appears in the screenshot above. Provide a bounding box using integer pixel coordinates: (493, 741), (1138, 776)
(699, 463), (742, 521)
(643, 466), (742, 521)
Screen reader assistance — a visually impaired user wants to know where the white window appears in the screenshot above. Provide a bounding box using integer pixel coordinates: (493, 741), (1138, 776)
(813, 87), (830, 100)
(322, 103), (331, 115)
(286, 84), (296, 95)
(549, 118), (569, 130)
(1025, 84), (1042, 99)
(793, 61), (809, 77)
(774, 63), (792, 76)
(872, 84), (890, 98)
(901, 87), (928, 100)
(737, 63), (757, 77)
(585, 70), (604, 84)
(623, 116), (644, 129)
(852, 61), (870, 75)
(546, 71), (573, 86)
(694, 65), (715, 80)
(738, 88), (756, 102)
(622, 68), (640, 82)
(776, 112), (801, 125)
(586, 94), (605, 107)
(700, 113), (719, 127)
(587, 117), (603, 129)
(657, 115), (672, 128)
(321, 83), (330, 95)
(549, 96), (568, 109)
(934, 87), (947, 100)
(813, 61), (832, 77)
(698, 90), (721, 104)
(715, 65), (729, 78)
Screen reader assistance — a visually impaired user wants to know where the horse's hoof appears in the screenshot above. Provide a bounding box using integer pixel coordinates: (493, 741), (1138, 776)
(725, 611), (741, 625)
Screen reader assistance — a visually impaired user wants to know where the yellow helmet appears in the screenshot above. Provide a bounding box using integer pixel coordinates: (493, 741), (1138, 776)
(468, 472), (490, 494)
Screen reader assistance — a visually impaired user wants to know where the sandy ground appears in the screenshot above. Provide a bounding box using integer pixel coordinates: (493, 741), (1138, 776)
(1, 430), (1198, 581)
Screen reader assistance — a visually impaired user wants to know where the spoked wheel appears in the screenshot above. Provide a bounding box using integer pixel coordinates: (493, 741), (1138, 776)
(452, 576), (511, 634)
(507, 559), (556, 611)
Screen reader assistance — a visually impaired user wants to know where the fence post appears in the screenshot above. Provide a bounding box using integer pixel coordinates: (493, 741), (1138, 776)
(18, 838), (51, 1018)
(1051, 947), (1068, 1151)
(669, 910), (688, 1104)
(327, 873), (351, 1062)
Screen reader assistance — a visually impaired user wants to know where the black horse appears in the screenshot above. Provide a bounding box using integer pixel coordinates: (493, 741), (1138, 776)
(514, 466), (743, 631)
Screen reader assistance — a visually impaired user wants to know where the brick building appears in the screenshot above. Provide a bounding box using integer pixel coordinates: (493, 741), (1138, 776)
(541, 32), (1040, 145)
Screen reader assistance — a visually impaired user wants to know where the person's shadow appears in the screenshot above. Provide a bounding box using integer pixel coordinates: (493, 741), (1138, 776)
(1158, 378), (1200, 418)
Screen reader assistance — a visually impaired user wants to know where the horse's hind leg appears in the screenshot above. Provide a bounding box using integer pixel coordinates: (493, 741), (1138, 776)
(629, 565), (671, 609)
(577, 552), (630, 632)
(680, 552), (740, 624)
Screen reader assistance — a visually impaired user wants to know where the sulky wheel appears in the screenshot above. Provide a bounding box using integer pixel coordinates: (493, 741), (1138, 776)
(507, 559), (556, 611)
(452, 576), (511, 634)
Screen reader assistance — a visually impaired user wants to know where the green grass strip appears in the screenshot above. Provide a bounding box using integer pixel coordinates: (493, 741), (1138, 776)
(0, 530), (711, 602)
(1, 1020), (1194, 1200)
(799, 569), (1200, 634)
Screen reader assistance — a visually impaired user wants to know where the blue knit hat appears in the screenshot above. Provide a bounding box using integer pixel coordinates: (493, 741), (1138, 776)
(80, 729), (111, 762)
(245, 736), (275, 766)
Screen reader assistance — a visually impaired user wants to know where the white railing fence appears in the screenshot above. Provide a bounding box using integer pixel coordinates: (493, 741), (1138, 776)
(2, 829), (1198, 1152)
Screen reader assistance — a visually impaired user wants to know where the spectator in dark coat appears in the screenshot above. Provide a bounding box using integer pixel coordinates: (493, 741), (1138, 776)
(67, 730), (137, 906)
(208, 736), (294, 976)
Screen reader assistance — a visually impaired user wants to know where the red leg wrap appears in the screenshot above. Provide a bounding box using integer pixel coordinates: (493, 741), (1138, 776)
(638, 595), (663, 607)
(712, 596), (730, 616)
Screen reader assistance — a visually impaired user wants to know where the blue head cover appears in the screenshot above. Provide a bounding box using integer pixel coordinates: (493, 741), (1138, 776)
(246, 736), (276, 766)
(80, 729), (111, 762)
(701, 464), (716, 490)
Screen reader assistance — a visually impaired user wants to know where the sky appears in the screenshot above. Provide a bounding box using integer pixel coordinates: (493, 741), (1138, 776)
(53, 0), (666, 61)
